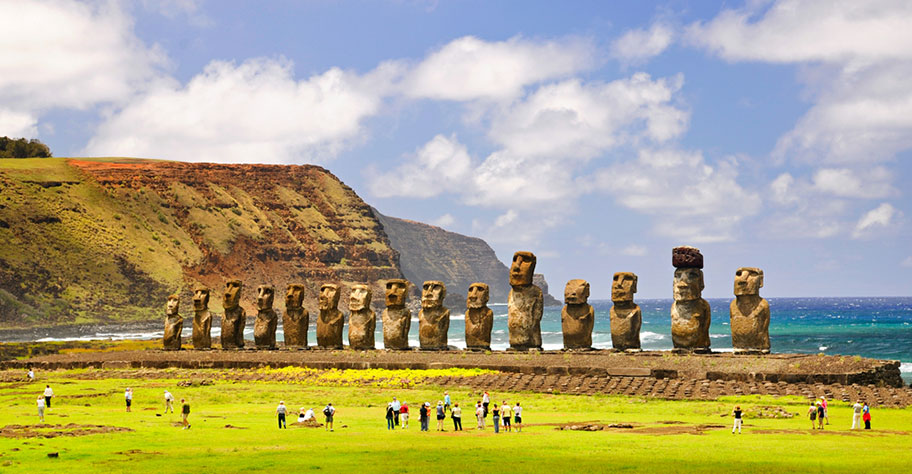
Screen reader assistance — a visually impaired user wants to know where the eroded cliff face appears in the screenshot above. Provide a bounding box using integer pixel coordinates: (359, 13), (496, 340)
(0, 158), (402, 327)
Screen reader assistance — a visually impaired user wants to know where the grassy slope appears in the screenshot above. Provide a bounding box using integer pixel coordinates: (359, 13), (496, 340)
(1, 369), (910, 473)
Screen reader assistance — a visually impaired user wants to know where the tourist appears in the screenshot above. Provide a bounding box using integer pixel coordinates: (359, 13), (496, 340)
(164, 390), (174, 413)
(386, 403), (395, 430)
(436, 401), (445, 431)
(452, 403), (463, 431)
(514, 402), (523, 432)
(820, 396), (829, 425)
(808, 401), (817, 430)
(276, 400), (287, 429)
(36, 395), (45, 423)
(816, 401), (825, 430)
(27, 367), (34, 382)
(731, 405), (742, 434)
(323, 403), (335, 431)
(419, 402), (429, 432)
(492, 403), (500, 434)
(43, 385), (53, 409)
(852, 400), (863, 429)
(125, 387), (133, 412)
(444, 391), (451, 412)
(475, 401), (484, 430)
(482, 391), (490, 417)
(863, 402), (871, 430)
(181, 398), (191, 429)
(298, 407), (308, 423)
(391, 397), (401, 426)
(501, 401), (512, 432)
(400, 401), (409, 429)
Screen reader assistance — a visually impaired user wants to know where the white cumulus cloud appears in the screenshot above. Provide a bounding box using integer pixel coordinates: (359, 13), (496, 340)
(369, 134), (472, 198)
(610, 23), (674, 64)
(852, 202), (898, 238)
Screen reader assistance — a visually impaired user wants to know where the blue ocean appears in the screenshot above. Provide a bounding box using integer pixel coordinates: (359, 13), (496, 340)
(34, 297), (912, 382)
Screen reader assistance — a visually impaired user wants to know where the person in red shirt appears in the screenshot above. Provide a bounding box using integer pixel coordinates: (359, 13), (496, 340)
(400, 401), (410, 429)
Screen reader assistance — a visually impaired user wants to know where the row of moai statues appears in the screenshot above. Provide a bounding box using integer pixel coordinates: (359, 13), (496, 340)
(163, 248), (769, 353)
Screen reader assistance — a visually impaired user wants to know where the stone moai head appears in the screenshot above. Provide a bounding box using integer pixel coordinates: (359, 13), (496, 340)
(421, 281), (446, 309)
(318, 284), (340, 310)
(509, 251), (536, 287)
(256, 285), (275, 310)
(167, 294), (180, 315)
(734, 267), (764, 296)
(673, 268), (704, 301)
(384, 279), (409, 308)
(611, 272), (638, 302)
(192, 287), (210, 311)
(349, 284), (372, 312)
(466, 283), (490, 309)
(223, 280), (242, 309)
(285, 284), (305, 310)
(564, 279), (590, 305)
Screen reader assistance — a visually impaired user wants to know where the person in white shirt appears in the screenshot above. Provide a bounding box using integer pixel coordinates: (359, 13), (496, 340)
(514, 402), (523, 432)
(299, 407), (314, 422)
(324, 403), (335, 431)
(501, 402), (512, 432)
(36, 396), (45, 422)
(475, 402), (485, 429)
(164, 390), (174, 413)
(125, 388), (133, 412)
(27, 368), (35, 382)
(276, 401), (287, 429)
(852, 400), (863, 430)
(482, 391), (490, 418)
(43, 385), (54, 409)
(391, 397), (401, 426)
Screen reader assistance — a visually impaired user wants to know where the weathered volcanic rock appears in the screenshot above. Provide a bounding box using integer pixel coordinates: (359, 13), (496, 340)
(672, 246), (704, 269)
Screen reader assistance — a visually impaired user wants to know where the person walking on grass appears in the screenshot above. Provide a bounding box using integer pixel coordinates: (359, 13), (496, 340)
(452, 403), (462, 431)
(43, 385), (53, 409)
(27, 367), (34, 382)
(492, 404), (500, 434)
(400, 401), (409, 429)
(731, 405), (743, 434)
(852, 400), (862, 429)
(816, 401), (825, 430)
(808, 401), (817, 430)
(863, 402), (871, 430)
(501, 401), (511, 432)
(125, 387), (133, 412)
(276, 401), (287, 429)
(419, 402), (429, 432)
(391, 397), (401, 426)
(475, 401), (485, 430)
(181, 398), (191, 429)
(386, 403), (395, 430)
(820, 396), (829, 425)
(324, 403), (335, 431)
(444, 391), (451, 412)
(37, 395), (45, 423)
(482, 391), (490, 418)
(436, 401), (446, 431)
(164, 390), (174, 414)
(514, 402), (523, 432)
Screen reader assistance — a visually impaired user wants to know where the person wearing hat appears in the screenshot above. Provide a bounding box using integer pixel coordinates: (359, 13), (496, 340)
(731, 405), (743, 434)
(276, 400), (287, 429)
(419, 402), (430, 432)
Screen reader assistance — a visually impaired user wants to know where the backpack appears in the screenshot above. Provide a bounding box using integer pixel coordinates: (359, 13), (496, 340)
(809, 409), (816, 420)
(323, 407), (332, 416)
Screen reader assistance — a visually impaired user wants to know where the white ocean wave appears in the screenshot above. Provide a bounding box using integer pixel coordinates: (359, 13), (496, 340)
(710, 334), (728, 338)
(819, 346), (828, 351)
(641, 331), (665, 342)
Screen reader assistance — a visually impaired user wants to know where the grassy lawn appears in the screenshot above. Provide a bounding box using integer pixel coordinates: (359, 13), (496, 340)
(1, 369), (909, 473)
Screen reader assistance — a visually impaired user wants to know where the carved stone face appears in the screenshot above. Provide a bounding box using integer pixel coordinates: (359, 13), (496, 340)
(734, 267), (764, 296)
(385, 279), (409, 307)
(223, 280), (242, 309)
(192, 288), (210, 311)
(285, 284), (305, 310)
(318, 284), (340, 310)
(256, 285), (275, 310)
(612, 272), (638, 302)
(673, 268), (704, 301)
(466, 283), (489, 309)
(421, 281), (446, 309)
(349, 284), (371, 312)
(564, 279), (590, 305)
(509, 251), (536, 287)
(166, 295), (180, 315)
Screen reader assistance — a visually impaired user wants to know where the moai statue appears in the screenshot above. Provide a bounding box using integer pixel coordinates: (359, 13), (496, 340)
(465, 283), (493, 351)
(561, 279), (594, 350)
(609, 272), (642, 351)
(254, 285), (278, 349)
(283, 284), (309, 349)
(221, 280), (246, 349)
(316, 283), (344, 349)
(163, 294), (183, 351)
(191, 287), (212, 349)
(729, 267), (770, 354)
(347, 284), (376, 350)
(507, 251), (543, 350)
(419, 281), (449, 350)
(381, 279), (411, 350)
(671, 246), (711, 352)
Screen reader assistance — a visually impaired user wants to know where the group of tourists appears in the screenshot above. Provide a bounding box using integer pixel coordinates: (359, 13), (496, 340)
(385, 391), (524, 433)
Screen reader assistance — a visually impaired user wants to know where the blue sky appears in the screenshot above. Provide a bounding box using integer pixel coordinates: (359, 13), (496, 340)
(2, 0), (911, 299)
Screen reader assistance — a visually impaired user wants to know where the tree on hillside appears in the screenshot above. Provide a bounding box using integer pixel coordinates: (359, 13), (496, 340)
(0, 137), (52, 158)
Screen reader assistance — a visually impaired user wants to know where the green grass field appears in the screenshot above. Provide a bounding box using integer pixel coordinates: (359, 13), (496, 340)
(1, 369), (910, 473)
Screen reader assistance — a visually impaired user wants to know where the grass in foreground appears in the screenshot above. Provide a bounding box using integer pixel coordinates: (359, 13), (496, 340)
(0, 368), (910, 473)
